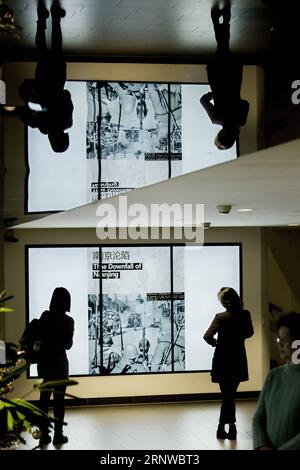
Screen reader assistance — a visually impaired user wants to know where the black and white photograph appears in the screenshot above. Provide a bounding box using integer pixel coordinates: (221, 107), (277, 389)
(89, 292), (185, 375)
(86, 81), (182, 161)
(26, 81), (237, 212)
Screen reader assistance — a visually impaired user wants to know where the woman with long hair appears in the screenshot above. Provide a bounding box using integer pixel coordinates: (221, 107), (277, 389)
(204, 287), (253, 440)
(38, 287), (74, 446)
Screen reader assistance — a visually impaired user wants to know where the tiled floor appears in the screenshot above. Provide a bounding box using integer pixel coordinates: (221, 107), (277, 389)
(18, 399), (256, 451)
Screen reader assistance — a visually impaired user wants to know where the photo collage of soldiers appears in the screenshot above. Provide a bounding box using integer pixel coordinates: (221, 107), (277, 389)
(88, 292), (185, 375)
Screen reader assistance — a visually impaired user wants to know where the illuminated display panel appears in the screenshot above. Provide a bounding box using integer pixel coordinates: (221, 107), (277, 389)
(26, 81), (237, 213)
(26, 244), (241, 377)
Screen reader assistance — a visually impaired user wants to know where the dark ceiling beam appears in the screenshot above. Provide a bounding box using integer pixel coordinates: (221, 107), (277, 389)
(0, 51), (268, 66)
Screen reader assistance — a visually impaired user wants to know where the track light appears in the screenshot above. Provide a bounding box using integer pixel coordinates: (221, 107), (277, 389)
(201, 222), (211, 229)
(216, 205), (232, 215)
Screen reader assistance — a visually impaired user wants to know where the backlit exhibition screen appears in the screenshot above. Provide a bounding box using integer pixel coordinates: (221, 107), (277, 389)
(26, 244), (241, 376)
(26, 81), (237, 212)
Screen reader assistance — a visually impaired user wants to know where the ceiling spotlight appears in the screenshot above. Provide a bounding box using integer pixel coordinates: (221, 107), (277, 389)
(236, 208), (253, 212)
(216, 205), (232, 215)
(201, 222), (211, 229)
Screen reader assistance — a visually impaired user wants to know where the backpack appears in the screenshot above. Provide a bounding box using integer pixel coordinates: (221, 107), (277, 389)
(20, 318), (43, 364)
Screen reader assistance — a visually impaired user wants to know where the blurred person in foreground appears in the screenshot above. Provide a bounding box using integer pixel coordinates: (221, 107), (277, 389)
(253, 312), (300, 450)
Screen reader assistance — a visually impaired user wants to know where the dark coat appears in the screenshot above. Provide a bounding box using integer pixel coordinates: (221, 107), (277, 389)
(18, 55), (73, 137)
(201, 56), (249, 129)
(200, 91), (249, 129)
(19, 86), (73, 135)
(37, 309), (74, 381)
(203, 309), (253, 383)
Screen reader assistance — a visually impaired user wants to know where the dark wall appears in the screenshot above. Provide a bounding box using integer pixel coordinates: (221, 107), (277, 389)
(0, 76), (5, 339)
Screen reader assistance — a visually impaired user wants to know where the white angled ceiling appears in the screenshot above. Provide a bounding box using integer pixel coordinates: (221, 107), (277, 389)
(14, 139), (300, 229)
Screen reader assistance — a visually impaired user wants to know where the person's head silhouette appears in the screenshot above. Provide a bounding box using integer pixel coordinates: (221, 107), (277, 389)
(48, 131), (69, 153)
(49, 287), (71, 312)
(217, 286), (242, 310)
(200, 0), (249, 152)
(214, 127), (239, 150)
(18, 0), (73, 154)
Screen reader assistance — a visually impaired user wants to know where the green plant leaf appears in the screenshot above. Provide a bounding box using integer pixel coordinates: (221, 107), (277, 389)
(0, 362), (28, 387)
(34, 379), (79, 400)
(37, 379), (78, 389)
(4, 400), (57, 430)
(12, 398), (46, 414)
(22, 419), (32, 432)
(33, 379), (44, 388)
(6, 410), (14, 431)
(64, 391), (80, 399)
(15, 410), (26, 422)
(0, 294), (14, 303)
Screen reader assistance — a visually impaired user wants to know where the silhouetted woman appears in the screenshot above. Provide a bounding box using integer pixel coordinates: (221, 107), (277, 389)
(19, 0), (73, 153)
(200, 1), (249, 150)
(38, 287), (74, 445)
(204, 287), (253, 440)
